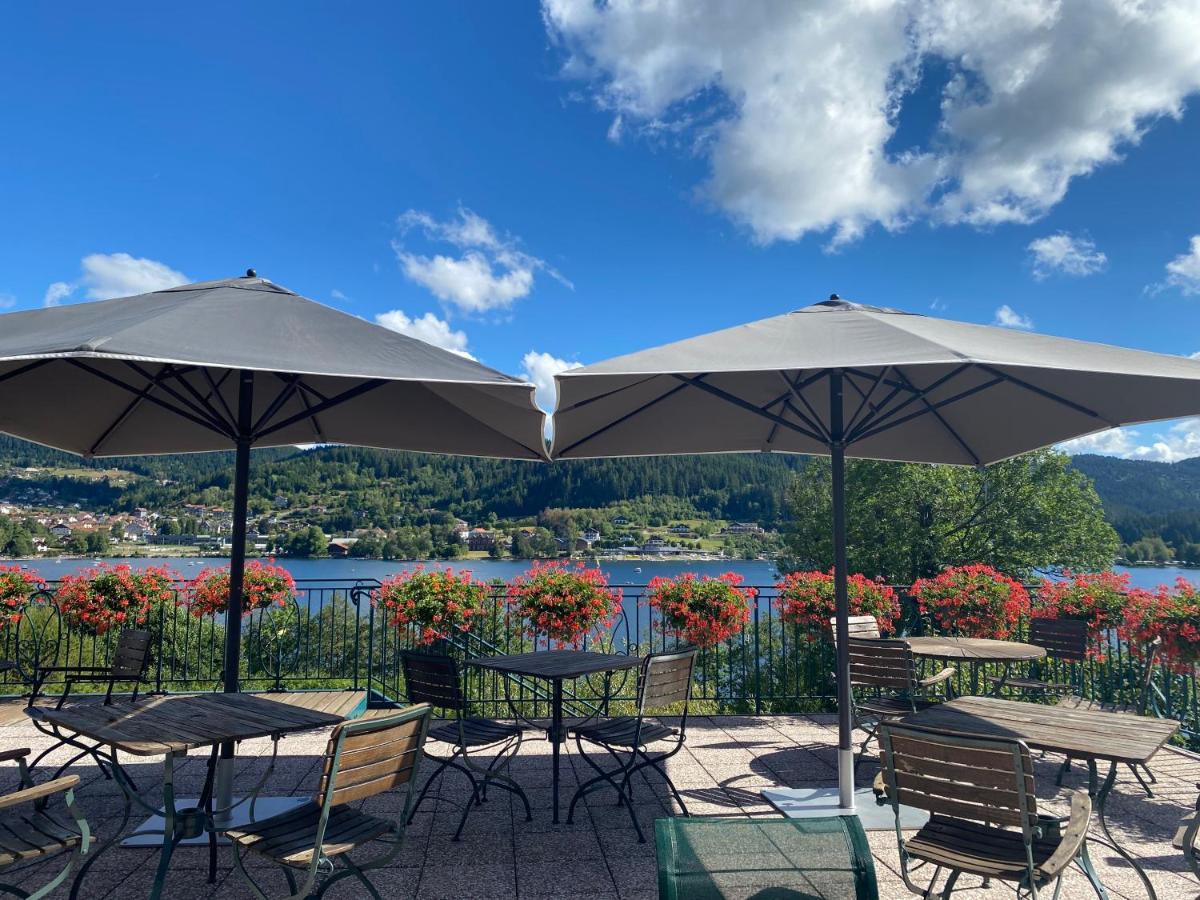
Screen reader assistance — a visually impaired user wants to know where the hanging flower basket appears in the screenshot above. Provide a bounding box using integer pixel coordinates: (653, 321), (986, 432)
(648, 572), (755, 649)
(911, 564), (1029, 639)
(373, 567), (491, 646)
(774, 570), (901, 640)
(1120, 578), (1200, 674)
(1033, 570), (1140, 657)
(186, 560), (295, 618)
(507, 562), (620, 648)
(56, 563), (176, 635)
(0, 566), (44, 630)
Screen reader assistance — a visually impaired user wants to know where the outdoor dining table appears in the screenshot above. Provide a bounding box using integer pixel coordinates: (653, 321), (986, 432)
(905, 635), (1045, 696)
(902, 695), (1180, 900)
(35, 692), (344, 900)
(468, 649), (643, 823)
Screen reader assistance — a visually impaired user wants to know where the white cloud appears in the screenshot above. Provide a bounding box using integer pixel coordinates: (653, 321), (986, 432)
(521, 350), (583, 413)
(1027, 233), (1108, 280)
(993, 304), (1033, 329)
(1060, 419), (1200, 463)
(1162, 235), (1200, 296)
(544, 0), (1200, 246)
(394, 208), (570, 313)
(331, 289), (348, 302)
(0, 293), (15, 310)
(375, 309), (475, 359)
(44, 253), (188, 306)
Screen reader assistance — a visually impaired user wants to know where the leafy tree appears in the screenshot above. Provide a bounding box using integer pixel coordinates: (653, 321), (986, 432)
(782, 450), (1118, 581)
(283, 526), (328, 558)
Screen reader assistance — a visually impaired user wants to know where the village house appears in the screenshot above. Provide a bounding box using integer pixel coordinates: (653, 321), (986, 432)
(467, 528), (497, 551)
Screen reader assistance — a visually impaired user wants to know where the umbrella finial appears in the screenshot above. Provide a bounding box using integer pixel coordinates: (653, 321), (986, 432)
(829, 293), (840, 301)
(245, 268), (257, 278)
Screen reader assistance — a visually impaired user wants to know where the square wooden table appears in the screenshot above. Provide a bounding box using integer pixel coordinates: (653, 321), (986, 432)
(36, 693), (344, 900)
(902, 695), (1179, 900)
(469, 650), (643, 823)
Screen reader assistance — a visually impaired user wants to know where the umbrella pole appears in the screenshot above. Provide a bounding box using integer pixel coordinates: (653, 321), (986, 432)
(215, 371), (254, 825)
(829, 371), (854, 811)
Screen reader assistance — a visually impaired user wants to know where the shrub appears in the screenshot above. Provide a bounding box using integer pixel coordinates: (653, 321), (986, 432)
(911, 564), (1029, 639)
(507, 562), (619, 648)
(374, 567), (490, 646)
(1121, 578), (1200, 674)
(648, 572), (755, 648)
(56, 563), (176, 635)
(0, 566), (44, 630)
(774, 570), (901, 639)
(1033, 570), (1141, 657)
(186, 560), (295, 618)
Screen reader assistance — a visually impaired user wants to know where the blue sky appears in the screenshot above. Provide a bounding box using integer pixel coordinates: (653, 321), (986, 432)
(3, 2), (1200, 459)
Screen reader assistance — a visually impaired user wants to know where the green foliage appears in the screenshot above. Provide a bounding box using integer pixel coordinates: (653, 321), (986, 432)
(782, 450), (1119, 581)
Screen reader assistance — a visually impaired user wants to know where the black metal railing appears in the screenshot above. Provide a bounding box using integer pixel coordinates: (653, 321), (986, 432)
(2, 578), (1196, 748)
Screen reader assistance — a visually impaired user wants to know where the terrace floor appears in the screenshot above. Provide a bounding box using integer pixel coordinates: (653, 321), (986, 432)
(2, 712), (1198, 899)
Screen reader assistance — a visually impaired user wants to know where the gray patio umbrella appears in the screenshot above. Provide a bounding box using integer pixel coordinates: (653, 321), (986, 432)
(551, 296), (1200, 811)
(0, 271), (547, 694)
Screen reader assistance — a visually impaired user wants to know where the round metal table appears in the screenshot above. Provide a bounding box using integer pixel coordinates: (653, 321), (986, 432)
(905, 636), (1045, 697)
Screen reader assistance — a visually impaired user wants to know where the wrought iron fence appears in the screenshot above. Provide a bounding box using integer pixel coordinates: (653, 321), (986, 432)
(2, 578), (1196, 748)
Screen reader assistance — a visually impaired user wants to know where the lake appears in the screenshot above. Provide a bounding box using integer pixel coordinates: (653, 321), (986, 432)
(10, 556), (1196, 591)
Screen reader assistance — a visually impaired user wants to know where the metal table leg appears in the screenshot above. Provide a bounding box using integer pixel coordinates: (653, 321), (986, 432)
(1087, 759), (1156, 900)
(551, 677), (563, 824)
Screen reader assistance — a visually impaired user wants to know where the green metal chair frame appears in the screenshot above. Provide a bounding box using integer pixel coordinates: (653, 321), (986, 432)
(879, 722), (1098, 900)
(0, 747), (91, 900)
(1174, 783), (1200, 882)
(566, 647), (698, 843)
(227, 703), (432, 900)
(399, 650), (532, 840)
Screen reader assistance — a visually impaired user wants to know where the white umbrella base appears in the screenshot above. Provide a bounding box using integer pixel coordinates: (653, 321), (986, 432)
(761, 786), (929, 832)
(121, 796), (310, 847)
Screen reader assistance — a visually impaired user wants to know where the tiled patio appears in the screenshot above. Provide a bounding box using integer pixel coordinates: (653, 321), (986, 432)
(3, 712), (1198, 899)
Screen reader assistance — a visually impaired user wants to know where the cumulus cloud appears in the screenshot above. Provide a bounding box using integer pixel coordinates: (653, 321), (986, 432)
(993, 304), (1033, 329)
(521, 350), (582, 413)
(1160, 235), (1200, 296)
(1059, 419), (1200, 463)
(543, 0), (1200, 246)
(1027, 233), (1108, 280)
(394, 208), (570, 313)
(44, 253), (189, 306)
(375, 309), (475, 359)
(0, 293), (16, 310)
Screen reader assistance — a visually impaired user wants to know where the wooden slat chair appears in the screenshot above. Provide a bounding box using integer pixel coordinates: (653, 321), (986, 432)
(878, 723), (1099, 900)
(1056, 636), (1162, 797)
(830, 614), (882, 641)
(27, 628), (154, 782)
(0, 747), (91, 900)
(845, 638), (954, 771)
(1173, 783), (1200, 882)
(226, 704), (431, 900)
(399, 651), (531, 841)
(566, 647), (698, 844)
(990, 618), (1088, 697)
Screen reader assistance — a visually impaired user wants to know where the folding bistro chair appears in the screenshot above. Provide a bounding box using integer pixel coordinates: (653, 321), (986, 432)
(0, 747), (91, 900)
(26, 628), (153, 780)
(399, 651), (531, 840)
(1173, 783), (1199, 882)
(830, 614), (882, 641)
(844, 638), (954, 771)
(566, 647), (697, 843)
(226, 704), (431, 900)
(879, 722), (1099, 899)
(990, 617), (1088, 697)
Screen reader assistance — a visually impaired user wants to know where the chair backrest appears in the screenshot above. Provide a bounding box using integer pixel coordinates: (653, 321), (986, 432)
(879, 723), (1038, 833)
(1135, 636), (1163, 715)
(829, 615), (881, 642)
(318, 703), (431, 809)
(638, 648), (698, 715)
(846, 637), (916, 692)
(110, 629), (153, 680)
(400, 651), (465, 712)
(1028, 617), (1088, 662)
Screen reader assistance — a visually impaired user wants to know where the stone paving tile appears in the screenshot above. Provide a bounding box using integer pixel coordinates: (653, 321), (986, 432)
(3, 714), (1199, 898)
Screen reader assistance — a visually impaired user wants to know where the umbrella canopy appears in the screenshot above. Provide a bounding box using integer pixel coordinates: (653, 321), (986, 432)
(0, 272), (546, 698)
(551, 297), (1200, 811)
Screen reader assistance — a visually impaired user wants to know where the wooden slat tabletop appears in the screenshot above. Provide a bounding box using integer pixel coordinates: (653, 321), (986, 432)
(902, 696), (1179, 765)
(38, 693), (344, 756)
(906, 636), (1046, 662)
(469, 650), (642, 680)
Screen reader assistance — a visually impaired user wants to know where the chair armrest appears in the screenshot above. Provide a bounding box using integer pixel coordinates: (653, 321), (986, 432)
(0, 747), (30, 764)
(1040, 790), (1092, 880)
(0, 775), (80, 812)
(919, 667), (956, 688)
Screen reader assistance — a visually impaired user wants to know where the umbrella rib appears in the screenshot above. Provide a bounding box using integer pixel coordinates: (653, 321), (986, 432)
(123, 362), (235, 436)
(200, 369), (238, 429)
(553, 374), (670, 415)
(0, 359), (52, 386)
(88, 380), (162, 457)
(673, 375), (826, 443)
(252, 374), (304, 436)
(844, 363), (971, 442)
(776, 370), (831, 443)
(852, 374), (1005, 448)
(891, 366), (981, 466)
(843, 367), (890, 437)
(253, 378), (389, 440)
(66, 360), (236, 440)
(554, 379), (692, 457)
(975, 365), (1113, 424)
(164, 367), (239, 435)
(294, 381), (326, 441)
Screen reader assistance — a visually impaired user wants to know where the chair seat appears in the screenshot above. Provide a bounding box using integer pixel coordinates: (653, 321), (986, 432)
(856, 697), (935, 718)
(989, 675), (1073, 693)
(0, 810), (84, 865)
(227, 801), (395, 866)
(907, 815), (1064, 882)
(571, 716), (676, 747)
(428, 717), (522, 748)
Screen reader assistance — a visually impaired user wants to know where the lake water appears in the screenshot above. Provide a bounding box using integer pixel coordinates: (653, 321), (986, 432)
(10, 556), (1196, 591)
